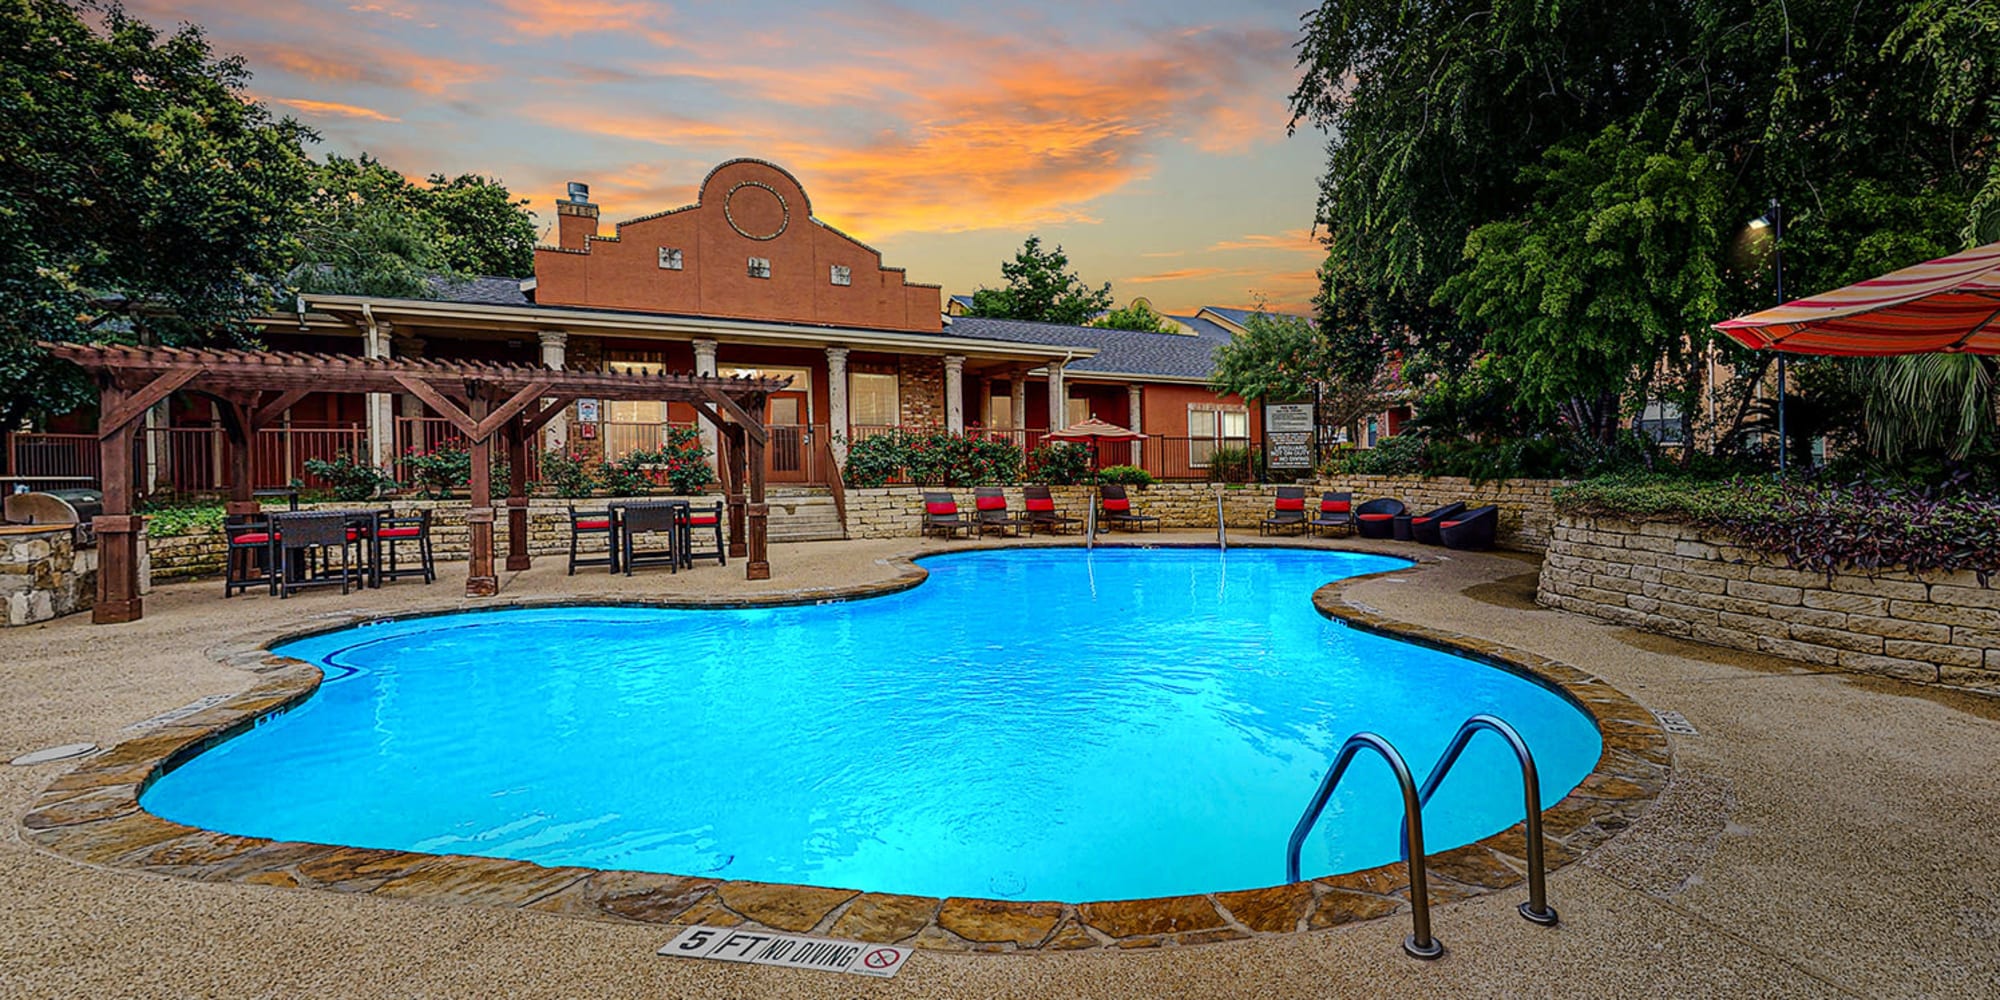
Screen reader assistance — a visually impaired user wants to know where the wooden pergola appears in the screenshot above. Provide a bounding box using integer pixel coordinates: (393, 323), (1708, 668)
(45, 343), (787, 624)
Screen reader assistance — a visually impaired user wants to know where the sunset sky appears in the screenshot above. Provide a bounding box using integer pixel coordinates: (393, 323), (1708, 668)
(133, 0), (1329, 315)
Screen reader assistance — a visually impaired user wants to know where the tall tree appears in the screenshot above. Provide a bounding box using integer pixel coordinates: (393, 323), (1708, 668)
(1289, 0), (2000, 447)
(0, 0), (314, 428)
(1210, 310), (1395, 430)
(1091, 298), (1172, 333)
(289, 154), (536, 297)
(965, 235), (1114, 325)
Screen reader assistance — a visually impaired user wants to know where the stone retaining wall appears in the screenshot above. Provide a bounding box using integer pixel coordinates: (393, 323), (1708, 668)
(848, 476), (1566, 548)
(1539, 512), (2000, 692)
(2, 524), (150, 626)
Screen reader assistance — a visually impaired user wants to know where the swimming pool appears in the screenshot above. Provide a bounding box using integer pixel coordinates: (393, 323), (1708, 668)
(143, 547), (1602, 903)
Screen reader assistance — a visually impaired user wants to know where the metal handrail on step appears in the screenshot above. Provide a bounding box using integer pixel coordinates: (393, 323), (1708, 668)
(1285, 732), (1444, 959)
(1400, 713), (1560, 926)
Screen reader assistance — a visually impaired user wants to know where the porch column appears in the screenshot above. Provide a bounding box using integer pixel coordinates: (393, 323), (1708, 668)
(826, 346), (850, 465)
(1046, 362), (1066, 431)
(1010, 377), (1027, 445)
(693, 338), (720, 470)
(363, 320), (393, 469)
(1127, 384), (1144, 465)
(538, 331), (569, 454)
(943, 355), (966, 434)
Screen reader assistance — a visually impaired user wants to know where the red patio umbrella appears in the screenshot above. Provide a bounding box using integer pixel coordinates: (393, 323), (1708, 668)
(1045, 417), (1146, 475)
(1714, 242), (2000, 356)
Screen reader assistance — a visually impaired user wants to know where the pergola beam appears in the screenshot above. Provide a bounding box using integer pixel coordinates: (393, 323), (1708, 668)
(97, 367), (201, 438)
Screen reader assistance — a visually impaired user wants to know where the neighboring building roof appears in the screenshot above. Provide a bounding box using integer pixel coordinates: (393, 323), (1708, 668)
(948, 294), (975, 310)
(427, 274), (532, 306)
(940, 316), (1228, 382)
(1197, 305), (1312, 332)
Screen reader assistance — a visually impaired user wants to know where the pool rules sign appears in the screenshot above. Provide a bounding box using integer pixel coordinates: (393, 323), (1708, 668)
(660, 926), (912, 978)
(1264, 402), (1315, 471)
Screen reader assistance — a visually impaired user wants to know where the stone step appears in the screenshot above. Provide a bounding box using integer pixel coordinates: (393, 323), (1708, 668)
(762, 491), (845, 542)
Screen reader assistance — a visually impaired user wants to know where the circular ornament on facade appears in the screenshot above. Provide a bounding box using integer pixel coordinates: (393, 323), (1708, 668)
(724, 181), (789, 241)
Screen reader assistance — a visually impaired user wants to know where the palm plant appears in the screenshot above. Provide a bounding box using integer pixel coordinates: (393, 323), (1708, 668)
(1852, 354), (1997, 463)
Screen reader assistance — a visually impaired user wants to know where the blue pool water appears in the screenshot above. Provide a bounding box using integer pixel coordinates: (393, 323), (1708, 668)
(143, 548), (1601, 902)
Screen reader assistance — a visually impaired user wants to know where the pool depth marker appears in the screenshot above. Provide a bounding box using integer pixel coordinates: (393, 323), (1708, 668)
(659, 927), (911, 978)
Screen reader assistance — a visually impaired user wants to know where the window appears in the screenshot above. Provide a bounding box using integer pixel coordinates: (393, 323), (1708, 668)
(604, 355), (667, 425)
(850, 372), (899, 428)
(829, 264), (851, 286)
(1067, 397), (1089, 427)
(658, 247), (683, 270)
(747, 257), (771, 279)
(990, 391), (1012, 429)
(1188, 406), (1248, 466)
(1635, 402), (1686, 445)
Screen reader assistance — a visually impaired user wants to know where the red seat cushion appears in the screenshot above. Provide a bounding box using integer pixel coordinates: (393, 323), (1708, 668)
(1025, 498), (1055, 512)
(574, 518), (611, 530)
(925, 501), (957, 516)
(376, 527), (421, 539)
(345, 530), (359, 541)
(1103, 498), (1130, 512)
(1358, 513), (1394, 521)
(686, 515), (718, 526)
(1441, 520), (1461, 528)
(1320, 500), (1351, 513)
(1274, 497), (1305, 511)
(1412, 517), (1433, 525)
(231, 531), (274, 545)
(975, 496), (1008, 511)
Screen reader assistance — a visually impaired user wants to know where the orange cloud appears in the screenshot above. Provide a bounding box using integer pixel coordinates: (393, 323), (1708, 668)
(1209, 229), (1324, 254)
(494, 0), (675, 46)
(238, 42), (492, 96)
(262, 96), (402, 122)
(1127, 267), (1262, 284)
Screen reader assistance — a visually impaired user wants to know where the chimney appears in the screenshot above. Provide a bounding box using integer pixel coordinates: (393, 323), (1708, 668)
(555, 181), (598, 250)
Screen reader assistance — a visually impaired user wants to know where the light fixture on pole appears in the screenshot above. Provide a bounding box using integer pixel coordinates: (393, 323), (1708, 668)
(1748, 199), (1788, 473)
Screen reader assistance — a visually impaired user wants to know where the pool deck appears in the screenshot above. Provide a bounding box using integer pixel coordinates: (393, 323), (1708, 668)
(4, 532), (1998, 997)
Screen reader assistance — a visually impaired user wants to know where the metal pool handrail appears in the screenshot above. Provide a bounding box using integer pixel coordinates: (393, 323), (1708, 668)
(1400, 713), (1560, 926)
(1285, 731), (1443, 959)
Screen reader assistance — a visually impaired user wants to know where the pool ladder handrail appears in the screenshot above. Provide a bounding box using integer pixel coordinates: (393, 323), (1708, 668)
(1284, 732), (1443, 959)
(1285, 715), (1559, 961)
(1398, 713), (1560, 927)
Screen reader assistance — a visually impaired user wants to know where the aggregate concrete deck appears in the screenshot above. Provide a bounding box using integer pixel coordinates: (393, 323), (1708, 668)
(3, 532), (1996, 998)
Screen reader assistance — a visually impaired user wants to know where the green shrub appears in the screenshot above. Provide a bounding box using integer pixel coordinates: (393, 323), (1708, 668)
(1205, 444), (1257, 483)
(137, 498), (226, 538)
(1320, 434), (1424, 476)
(842, 431), (1023, 487)
(539, 450), (598, 498)
(1095, 464), (1155, 486)
(400, 441), (470, 499)
(842, 433), (905, 488)
(1026, 442), (1091, 484)
(303, 451), (397, 501)
(614, 428), (717, 494)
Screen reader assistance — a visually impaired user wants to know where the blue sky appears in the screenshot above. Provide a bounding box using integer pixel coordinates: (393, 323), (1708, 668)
(137, 0), (1330, 313)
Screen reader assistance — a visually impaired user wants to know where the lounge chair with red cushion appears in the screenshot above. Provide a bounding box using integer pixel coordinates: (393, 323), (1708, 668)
(567, 505), (618, 575)
(1022, 485), (1081, 535)
(1410, 502), (1467, 546)
(922, 492), (974, 540)
(1354, 498), (1406, 539)
(224, 515), (279, 597)
(375, 508), (435, 584)
(973, 486), (1024, 538)
(1260, 486), (1310, 536)
(1309, 491), (1354, 537)
(1438, 504), (1499, 550)
(1098, 484), (1160, 533)
(681, 500), (726, 567)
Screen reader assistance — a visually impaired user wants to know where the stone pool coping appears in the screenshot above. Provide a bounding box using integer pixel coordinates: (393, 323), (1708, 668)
(19, 541), (1670, 953)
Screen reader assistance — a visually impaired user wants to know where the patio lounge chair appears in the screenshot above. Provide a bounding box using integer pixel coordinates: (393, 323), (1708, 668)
(1022, 485), (1081, 535)
(1098, 484), (1159, 533)
(1260, 486), (1309, 536)
(1354, 498), (1406, 539)
(1310, 491), (1354, 537)
(567, 505), (617, 575)
(1438, 505), (1499, 551)
(1409, 502), (1467, 546)
(922, 492), (974, 540)
(973, 487), (1023, 537)
(374, 508), (435, 584)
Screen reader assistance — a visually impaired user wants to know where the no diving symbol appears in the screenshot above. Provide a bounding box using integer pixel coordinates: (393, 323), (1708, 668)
(862, 948), (900, 970)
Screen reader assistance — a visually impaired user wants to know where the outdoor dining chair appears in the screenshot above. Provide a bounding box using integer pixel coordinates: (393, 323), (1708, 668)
(271, 511), (365, 598)
(374, 508), (435, 584)
(680, 500), (726, 568)
(621, 501), (687, 575)
(567, 505), (618, 575)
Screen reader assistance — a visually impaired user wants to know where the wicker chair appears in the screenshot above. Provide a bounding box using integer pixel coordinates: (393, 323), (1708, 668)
(271, 512), (363, 598)
(1354, 498), (1406, 539)
(1410, 502), (1468, 546)
(621, 501), (686, 575)
(1438, 505), (1500, 550)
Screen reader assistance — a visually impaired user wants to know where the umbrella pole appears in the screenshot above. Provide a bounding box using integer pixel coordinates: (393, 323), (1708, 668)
(1777, 356), (1789, 475)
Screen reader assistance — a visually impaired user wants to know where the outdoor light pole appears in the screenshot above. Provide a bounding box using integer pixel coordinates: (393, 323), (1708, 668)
(1763, 198), (1789, 474)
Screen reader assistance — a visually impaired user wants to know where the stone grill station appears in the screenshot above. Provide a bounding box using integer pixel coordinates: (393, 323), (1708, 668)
(2, 488), (141, 626)
(44, 342), (785, 623)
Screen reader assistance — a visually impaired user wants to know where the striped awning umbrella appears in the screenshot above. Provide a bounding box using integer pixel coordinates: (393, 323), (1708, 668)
(1714, 242), (2000, 356)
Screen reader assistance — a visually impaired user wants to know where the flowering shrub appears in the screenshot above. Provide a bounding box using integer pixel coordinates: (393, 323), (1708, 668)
(303, 450), (397, 501)
(1555, 474), (2000, 584)
(842, 430), (1022, 487)
(400, 440), (470, 499)
(540, 449), (598, 498)
(1026, 442), (1091, 485)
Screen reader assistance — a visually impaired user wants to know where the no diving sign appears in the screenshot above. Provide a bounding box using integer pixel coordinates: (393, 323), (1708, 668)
(660, 926), (912, 979)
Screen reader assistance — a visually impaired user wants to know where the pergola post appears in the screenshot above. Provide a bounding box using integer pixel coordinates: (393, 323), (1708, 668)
(221, 399), (256, 519)
(93, 382), (143, 624)
(746, 415), (770, 581)
(724, 425), (748, 559)
(505, 417), (531, 572)
(466, 391), (497, 597)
